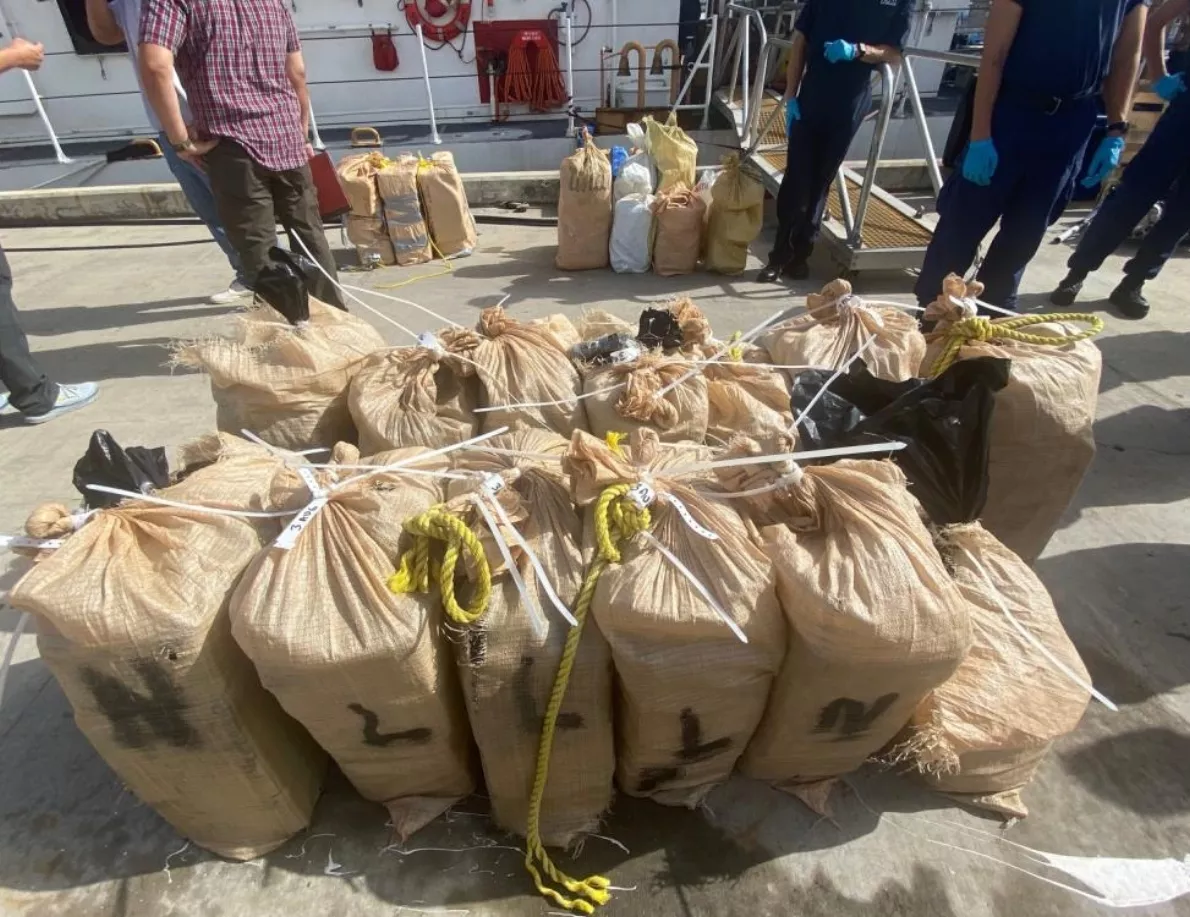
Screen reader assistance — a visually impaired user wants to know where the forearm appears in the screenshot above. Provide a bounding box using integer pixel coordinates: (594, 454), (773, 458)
(1105, 7), (1146, 122)
(859, 43), (902, 66)
(0, 48), (16, 76)
(140, 58), (188, 141)
(784, 34), (808, 98)
(85, 0), (125, 45)
(1145, 0), (1190, 79)
(294, 81), (310, 138)
(971, 59), (1004, 141)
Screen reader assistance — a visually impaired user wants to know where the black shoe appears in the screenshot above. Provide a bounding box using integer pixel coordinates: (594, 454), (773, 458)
(1050, 271), (1086, 307)
(1110, 279), (1150, 319)
(784, 260), (810, 281)
(757, 262), (785, 283)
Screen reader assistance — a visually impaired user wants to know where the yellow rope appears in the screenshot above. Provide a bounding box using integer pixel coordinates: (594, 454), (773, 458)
(387, 506), (491, 626)
(929, 312), (1104, 378)
(523, 484), (651, 914)
(604, 431), (626, 458)
(726, 330), (744, 362)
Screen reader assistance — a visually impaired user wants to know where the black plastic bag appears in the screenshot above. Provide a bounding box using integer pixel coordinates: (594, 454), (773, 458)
(637, 308), (684, 351)
(790, 358), (1010, 524)
(254, 247), (311, 326)
(278, 242), (347, 312)
(73, 430), (171, 509)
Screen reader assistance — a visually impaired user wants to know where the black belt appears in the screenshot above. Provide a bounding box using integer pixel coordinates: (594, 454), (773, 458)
(1002, 88), (1096, 116)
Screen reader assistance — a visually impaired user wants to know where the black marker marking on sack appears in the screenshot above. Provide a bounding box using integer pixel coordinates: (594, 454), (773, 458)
(814, 695), (900, 742)
(81, 660), (200, 750)
(348, 704), (432, 747)
(514, 656), (584, 732)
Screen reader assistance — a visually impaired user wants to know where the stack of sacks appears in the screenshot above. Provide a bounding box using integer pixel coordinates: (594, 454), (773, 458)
(417, 152), (479, 258)
(564, 429), (785, 806)
(349, 327), (482, 453)
(338, 151), (397, 266)
(718, 436), (971, 809)
(557, 131), (613, 271)
(378, 154), (434, 266)
(704, 154), (764, 275)
(8, 435), (327, 859)
(231, 443), (477, 838)
(923, 275), (1104, 562)
(173, 298), (385, 451)
(760, 280), (926, 383)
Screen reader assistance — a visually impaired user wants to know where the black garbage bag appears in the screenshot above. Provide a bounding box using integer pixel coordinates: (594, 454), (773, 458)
(790, 357), (1011, 524)
(637, 308), (684, 351)
(73, 430), (171, 509)
(254, 247), (311, 326)
(277, 242), (347, 312)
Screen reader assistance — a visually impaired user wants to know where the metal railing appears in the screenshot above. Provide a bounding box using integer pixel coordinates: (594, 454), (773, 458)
(848, 62), (898, 246)
(898, 47), (982, 199)
(723, 3), (769, 148)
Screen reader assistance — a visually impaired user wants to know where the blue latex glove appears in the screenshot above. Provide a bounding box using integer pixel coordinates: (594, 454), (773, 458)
(962, 138), (999, 186)
(1081, 135), (1126, 188)
(1155, 72), (1187, 101)
(785, 97), (801, 135)
(824, 39), (859, 63)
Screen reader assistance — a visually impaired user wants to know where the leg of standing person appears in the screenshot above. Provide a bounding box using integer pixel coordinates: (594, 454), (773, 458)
(762, 117), (821, 281)
(1110, 171), (1190, 317)
(791, 114), (864, 274)
(204, 140), (280, 291)
(269, 162), (346, 309)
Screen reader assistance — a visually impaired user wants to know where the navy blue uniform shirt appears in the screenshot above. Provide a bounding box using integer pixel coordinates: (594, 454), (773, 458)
(1001, 0), (1150, 100)
(796, 0), (912, 124)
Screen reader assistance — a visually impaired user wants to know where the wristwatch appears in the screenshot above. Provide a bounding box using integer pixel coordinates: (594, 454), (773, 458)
(1106, 121), (1130, 136)
(172, 138), (196, 153)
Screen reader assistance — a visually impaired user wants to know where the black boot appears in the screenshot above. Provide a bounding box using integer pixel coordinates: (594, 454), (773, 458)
(757, 261), (785, 283)
(1110, 277), (1150, 319)
(784, 260), (810, 281)
(1050, 270), (1086, 307)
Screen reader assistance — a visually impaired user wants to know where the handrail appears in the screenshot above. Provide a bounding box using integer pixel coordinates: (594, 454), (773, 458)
(849, 62), (897, 246)
(725, 3), (769, 147)
(899, 46), (981, 201)
(904, 47), (982, 69)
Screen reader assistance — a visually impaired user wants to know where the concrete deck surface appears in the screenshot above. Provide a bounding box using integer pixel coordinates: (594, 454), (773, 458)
(0, 216), (1188, 917)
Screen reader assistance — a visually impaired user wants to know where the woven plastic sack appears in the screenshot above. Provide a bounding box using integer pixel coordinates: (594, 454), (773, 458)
(557, 131), (613, 271)
(378, 155), (433, 266)
(651, 188), (705, 277)
(719, 446), (971, 791)
(173, 298), (385, 451)
(897, 522), (1091, 818)
(348, 328), (482, 453)
(642, 112), (698, 192)
(231, 445), (476, 839)
(923, 275), (1103, 562)
(705, 154), (764, 275)
(437, 430), (615, 845)
(700, 341), (793, 446)
(581, 350), (709, 444)
(610, 194), (655, 274)
(8, 436), (327, 860)
(470, 306), (587, 437)
(417, 152), (478, 257)
(614, 152), (654, 202)
(337, 151), (388, 217)
(346, 214), (397, 266)
(760, 280), (927, 383)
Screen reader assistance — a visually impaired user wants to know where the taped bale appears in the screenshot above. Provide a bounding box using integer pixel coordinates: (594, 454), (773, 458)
(378, 155), (434, 266)
(700, 340), (793, 446)
(8, 435), (327, 860)
(470, 307), (587, 437)
(417, 152), (478, 257)
(719, 444), (971, 792)
(346, 214), (397, 266)
(642, 113), (698, 192)
(581, 350), (709, 444)
(337, 151), (389, 217)
(924, 275), (1103, 562)
(564, 429), (785, 806)
(348, 328), (483, 453)
(704, 154), (764, 275)
(173, 298), (385, 451)
(557, 131), (613, 271)
(652, 187), (706, 277)
(760, 280), (927, 383)
(433, 430), (615, 846)
(231, 446), (476, 839)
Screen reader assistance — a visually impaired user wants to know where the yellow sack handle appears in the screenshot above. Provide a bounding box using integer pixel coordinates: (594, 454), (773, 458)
(523, 483), (651, 914)
(929, 312), (1104, 379)
(387, 506), (492, 626)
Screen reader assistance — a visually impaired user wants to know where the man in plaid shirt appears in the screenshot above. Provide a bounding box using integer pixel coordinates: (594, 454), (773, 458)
(138, 0), (343, 306)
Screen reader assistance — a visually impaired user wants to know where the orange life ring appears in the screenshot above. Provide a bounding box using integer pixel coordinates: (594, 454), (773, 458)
(405, 0), (473, 44)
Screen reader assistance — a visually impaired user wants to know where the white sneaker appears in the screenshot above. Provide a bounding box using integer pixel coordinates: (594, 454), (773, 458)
(208, 280), (253, 305)
(0, 392), (9, 412)
(24, 382), (99, 425)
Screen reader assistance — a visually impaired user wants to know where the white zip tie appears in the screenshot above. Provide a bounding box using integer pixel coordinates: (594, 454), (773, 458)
(239, 430), (331, 458)
(670, 440), (907, 477)
(473, 493), (549, 641)
(790, 333), (880, 433)
(472, 382), (628, 414)
(655, 306), (793, 399)
(663, 493), (719, 541)
(0, 535), (68, 551)
(84, 485), (297, 519)
(309, 463), (477, 482)
(641, 532), (747, 644)
(341, 283), (464, 329)
(459, 447), (562, 462)
(699, 465), (805, 501)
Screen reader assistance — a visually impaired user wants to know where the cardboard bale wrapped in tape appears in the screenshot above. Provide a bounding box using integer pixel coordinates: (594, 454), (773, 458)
(231, 444), (477, 838)
(564, 429), (785, 806)
(923, 275), (1104, 562)
(378, 154), (434, 266)
(346, 215), (397, 267)
(173, 298), (385, 451)
(417, 152), (478, 258)
(8, 435), (327, 859)
(338, 151), (397, 266)
(557, 131), (613, 272)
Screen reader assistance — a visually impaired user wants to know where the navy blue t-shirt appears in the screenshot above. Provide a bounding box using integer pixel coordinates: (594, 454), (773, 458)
(795, 0), (912, 123)
(1001, 0), (1150, 100)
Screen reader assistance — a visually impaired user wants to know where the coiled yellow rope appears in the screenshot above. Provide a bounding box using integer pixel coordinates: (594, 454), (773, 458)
(929, 312), (1104, 378)
(387, 506), (492, 626)
(523, 483), (651, 914)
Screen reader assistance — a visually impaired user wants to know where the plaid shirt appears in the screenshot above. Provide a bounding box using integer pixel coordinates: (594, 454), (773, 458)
(140, 0), (308, 171)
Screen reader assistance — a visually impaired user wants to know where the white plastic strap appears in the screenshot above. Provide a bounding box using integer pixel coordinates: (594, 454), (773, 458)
(296, 466), (328, 499)
(669, 440), (908, 477)
(274, 497), (331, 551)
(417, 331), (447, 354)
(239, 430), (331, 459)
(703, 463), (805, 501)
(626, 482), (656, 510)
(790, 333), (879, 434)
(642, 532), (747, 644)
(663, 493), (719, 541)
(473, 382), (628, 414)
(333, 427), (511, 491)
(0, 535), (66, 551)
(655, 306), (793, 399)
(85, 485), (297, 519)
(342, 283), (465, 330)
(473, 494), (549, 640)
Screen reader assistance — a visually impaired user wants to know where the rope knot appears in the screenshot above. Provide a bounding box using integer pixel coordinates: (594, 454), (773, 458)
(387, 506), (492, 626)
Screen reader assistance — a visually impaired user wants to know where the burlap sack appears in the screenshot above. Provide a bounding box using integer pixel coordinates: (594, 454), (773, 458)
(417, 152), (478, 257)
(642, 113), (698, 192)
(718, 446), (971, 789)
(8, 436), (327, 860)
(666, 296), (715, 351)
(348, 328), (482, 453)
(231, 446), (476, 838)
(582, 351), (709, 444)
(378, 155), (434, 266)
(337, 151), (388, 217)
(173, 298), (385, 451)
(923, 276), (1103, 562)
(564, 430), (785, 806)
(700, 341), (793, 447)
(346, 214), (397, 266)
(652, 187), (706, 276)
(760, 280), (927, 383)
(470, 306), (587, 436)
(443, 430), (615, 845)
(705, 154), (764, 275)
(898, 522), (1091, 818)
(557, 132), (613, 271)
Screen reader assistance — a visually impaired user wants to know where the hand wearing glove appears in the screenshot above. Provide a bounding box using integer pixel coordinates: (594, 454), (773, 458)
(1154, 72), (1187, 102)
(824, 39), (859, 64)
(1081, 135), (1125, 188)
(962, 138), (999, 186)
(785, 97), (801, 135)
